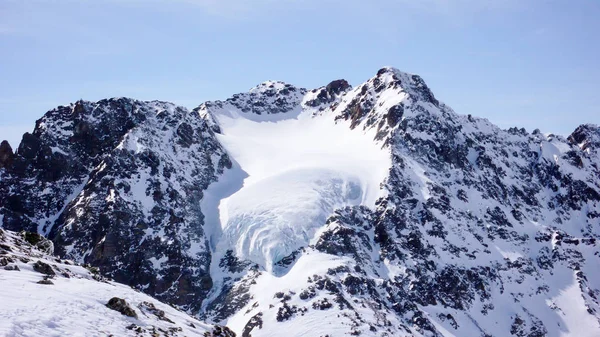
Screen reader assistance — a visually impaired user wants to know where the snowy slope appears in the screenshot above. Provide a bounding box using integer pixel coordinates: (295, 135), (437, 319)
(0, 228), (233, 337)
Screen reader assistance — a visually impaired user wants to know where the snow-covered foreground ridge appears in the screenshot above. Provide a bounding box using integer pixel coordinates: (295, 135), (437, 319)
(1, 67), (600, 336)
(0, 228), (233, 337)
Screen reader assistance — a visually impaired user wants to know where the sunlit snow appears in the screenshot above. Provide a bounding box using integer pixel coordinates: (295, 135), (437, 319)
(205, 108), (391, 271)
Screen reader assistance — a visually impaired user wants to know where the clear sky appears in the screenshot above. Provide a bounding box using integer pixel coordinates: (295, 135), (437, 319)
(1, 0), (599, 148)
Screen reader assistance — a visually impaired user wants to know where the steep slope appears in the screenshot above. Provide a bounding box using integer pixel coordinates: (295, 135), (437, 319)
(0, 228), (234, 337)
(199, 68), (600, 336)
(0, 98), (232, 312)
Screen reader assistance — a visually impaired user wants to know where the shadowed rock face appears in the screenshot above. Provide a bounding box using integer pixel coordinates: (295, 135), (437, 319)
(0, 98), (231, 312)
(0, 141), (14, 169)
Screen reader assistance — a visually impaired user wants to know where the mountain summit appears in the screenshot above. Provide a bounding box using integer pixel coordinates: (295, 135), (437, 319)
(1, 68), (599, 336)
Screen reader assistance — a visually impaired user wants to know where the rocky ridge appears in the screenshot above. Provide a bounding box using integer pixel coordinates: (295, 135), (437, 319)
(0, 98), (231, 312)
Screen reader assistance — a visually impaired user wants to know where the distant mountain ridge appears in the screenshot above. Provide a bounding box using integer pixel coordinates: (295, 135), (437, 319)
(1, 67), (599, 336)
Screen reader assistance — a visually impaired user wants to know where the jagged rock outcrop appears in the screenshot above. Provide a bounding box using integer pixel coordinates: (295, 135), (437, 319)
(196, 80), (307, 131)
(304, 79), (352, 109)
(0, 140), (14, 169)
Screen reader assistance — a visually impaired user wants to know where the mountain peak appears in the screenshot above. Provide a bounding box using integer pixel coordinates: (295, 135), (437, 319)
(248, 80), (294, 94)
(199, 80), (307, 123)
(568, 123), (600, 155)
(376, 65), (404, 76)
(320, 66), (442, 139)
(371, 67), (438, 106)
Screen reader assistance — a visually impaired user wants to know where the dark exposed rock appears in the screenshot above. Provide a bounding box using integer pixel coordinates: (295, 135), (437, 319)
(312, 298), (333, 310)
(242, 312), (263, 337)
(204, 268), (261, 322)
(176, 123), (196, 147)
(299, 287), (317, 300)
(106, 297), (137, 318)
(0, 256), (14, 266)
(17, 133), (42, 160)
(274, 248), (302, 268)
(305, 79), (351, 108)
(0, 140), (14, 168)
(315, 206), (373, 263)
(21, 231), (54, 254)
(220, 250), (251, 273)
(205, 80), (307, 117)
(276, 302), (298, 322)
(32, 260), (55, 276)
(205, 325), (236, 337)
(138, 301), (174, 323)
(386, 104), (404, 127)
(37, 279), (54, 285)
(568, 123), (600, 153)
(21, 231), (43, 245)
(326, 79), (351, 96)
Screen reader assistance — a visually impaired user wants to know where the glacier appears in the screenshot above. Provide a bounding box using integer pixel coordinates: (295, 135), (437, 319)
(202, 94), (391, 272)
(219, 168), (362, 271)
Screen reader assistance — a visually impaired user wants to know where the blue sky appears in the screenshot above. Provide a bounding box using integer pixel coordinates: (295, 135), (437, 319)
(1, 0), (599, 148)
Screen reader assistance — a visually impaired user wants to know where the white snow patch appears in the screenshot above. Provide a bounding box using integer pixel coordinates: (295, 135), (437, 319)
(50, 146), (68, 155)
(148, 256), (168, 271)
(106, 189), (116, 203)
(495, 246), (524, 261)
(37, 179), (88, 236)
(548, 274), (600, 337)
(404, 157), (432, 200)
(467, 147), (479, 165)
(225, 251), (351, 334)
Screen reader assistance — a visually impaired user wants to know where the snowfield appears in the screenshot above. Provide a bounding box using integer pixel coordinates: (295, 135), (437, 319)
(219, 168), (363, 272)
(207, 107), (391, 271)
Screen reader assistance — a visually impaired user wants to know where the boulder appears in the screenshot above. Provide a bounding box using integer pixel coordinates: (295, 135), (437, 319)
(106, 297), (137, 318)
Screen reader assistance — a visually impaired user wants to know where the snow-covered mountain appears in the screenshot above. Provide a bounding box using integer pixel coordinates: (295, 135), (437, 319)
(1, 67), (599, 336)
